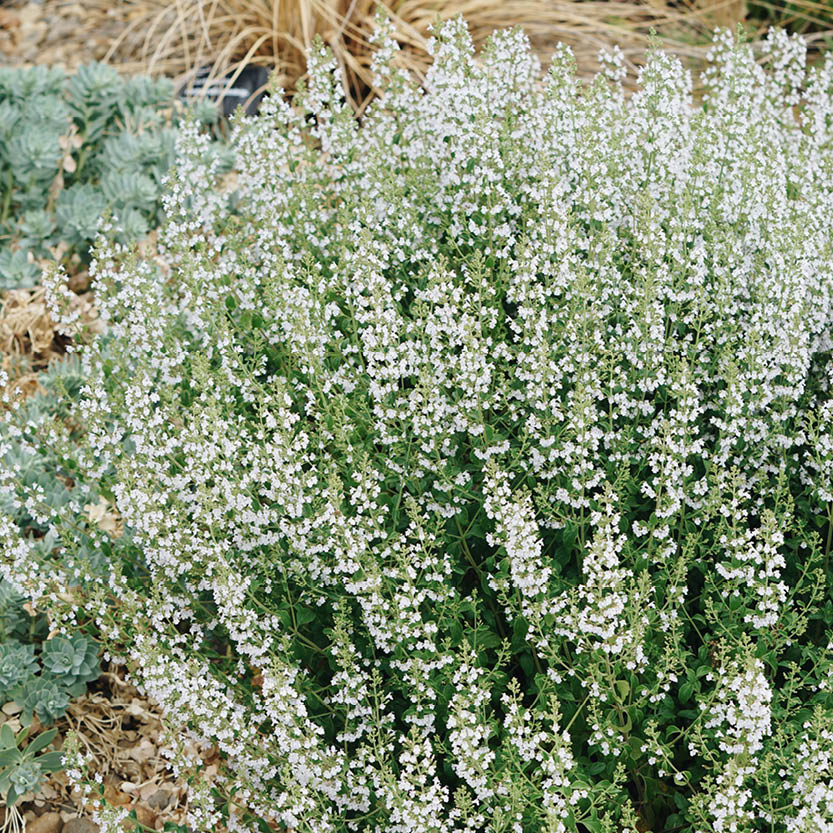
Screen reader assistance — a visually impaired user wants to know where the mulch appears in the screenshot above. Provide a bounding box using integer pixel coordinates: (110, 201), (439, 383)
(0, 1), (129, 70)
(1, 666), (218, 833)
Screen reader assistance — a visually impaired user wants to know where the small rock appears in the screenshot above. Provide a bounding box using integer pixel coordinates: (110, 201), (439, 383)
(40, 781), (58, 800)
(128, 738), (156, 763)
(1, 701), (21, 716)
(147, 789), (171, 811)
(133, 806), (156, 828)
(28, 812), (63, 833)
(62, 820), (100, 833)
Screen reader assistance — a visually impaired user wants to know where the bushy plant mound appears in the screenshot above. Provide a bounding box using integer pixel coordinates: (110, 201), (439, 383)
(4, 18), (833, 833)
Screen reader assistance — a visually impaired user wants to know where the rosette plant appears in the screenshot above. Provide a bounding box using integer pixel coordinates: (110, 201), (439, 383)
(40, 634), (100, 696)
(0, 643), (37, 699)
(0, 62), (219, 290)
(0, 724), (63, 812)
(0, 634), (99, 727)
(5, 16), (833, 833)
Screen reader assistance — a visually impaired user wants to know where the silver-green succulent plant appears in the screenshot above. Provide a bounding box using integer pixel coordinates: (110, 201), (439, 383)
(0, 62), (219, 290)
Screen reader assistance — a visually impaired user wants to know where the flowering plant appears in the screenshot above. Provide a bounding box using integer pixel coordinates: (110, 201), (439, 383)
(4, 17), (833, 833)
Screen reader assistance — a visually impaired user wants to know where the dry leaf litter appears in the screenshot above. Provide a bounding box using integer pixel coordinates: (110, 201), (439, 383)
(1, 666), (221, 832)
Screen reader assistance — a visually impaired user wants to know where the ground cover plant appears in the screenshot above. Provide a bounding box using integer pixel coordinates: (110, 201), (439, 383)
(0, 62), (201, 291)
(2, 15), (833, 833)
(0, 357), (104, 825)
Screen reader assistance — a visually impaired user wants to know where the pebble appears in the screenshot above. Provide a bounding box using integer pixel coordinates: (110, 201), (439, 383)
(147, 788), (172, 810)
(28, 813), (63, 833)
(1, 701), (22, 716)
(61, 820), (100, 833)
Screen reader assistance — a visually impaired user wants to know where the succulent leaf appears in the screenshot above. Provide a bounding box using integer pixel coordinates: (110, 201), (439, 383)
(0, 249), (41, 289)
(9, 125), (61, 185)
(18, 678), (71, 726)
(55, 183), (107, 245)
(0, 643), (37, 700)
(41, 634), (100, 690)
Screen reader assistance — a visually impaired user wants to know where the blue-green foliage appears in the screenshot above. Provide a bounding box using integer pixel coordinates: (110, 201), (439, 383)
(0, 723), (63, 808)
(0, 358), (87, 527)
(0, 325), (110, 808)
(0, 594), (99, 727)
(0, 63), (182, 289)
(0, 62), (229, 809)
(40, 635), (100, 696)
(0, 248), (40, 286)
(0, 358), (102, 728)
(0, 579), (100, 750)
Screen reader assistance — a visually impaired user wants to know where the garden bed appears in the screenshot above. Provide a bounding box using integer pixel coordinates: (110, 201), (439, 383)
(1, 3), (833, 833)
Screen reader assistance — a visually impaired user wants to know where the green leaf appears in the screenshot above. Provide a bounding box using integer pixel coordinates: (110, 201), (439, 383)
(581, 816), (603, 833)
(618, 710), (633, 733)
(0, 747), (21, 767)
(511, 616), (528, 643)
(25, 728), (57, 755)
(36, 751), (64, 773)
(518, 653), (534, 677)
(473, 629), (501, 650)
(561, 523), (578, 552)
(295, 606), (316, 626)
(613, 679), (630, 703)
(0, 724), (15, 748)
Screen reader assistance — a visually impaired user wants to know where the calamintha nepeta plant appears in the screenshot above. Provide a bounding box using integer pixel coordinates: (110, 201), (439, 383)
(2, 16), (833, 833)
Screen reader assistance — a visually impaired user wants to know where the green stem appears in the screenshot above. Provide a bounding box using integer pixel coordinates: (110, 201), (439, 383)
(815, 501), (833, 642)
(563, 692), (591, 735)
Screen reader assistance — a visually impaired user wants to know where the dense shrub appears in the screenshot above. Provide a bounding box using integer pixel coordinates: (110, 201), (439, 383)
(4, 17), (833, 833)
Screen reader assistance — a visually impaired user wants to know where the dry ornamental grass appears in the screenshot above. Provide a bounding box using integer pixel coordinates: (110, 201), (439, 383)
(1, 0), (832, 109)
